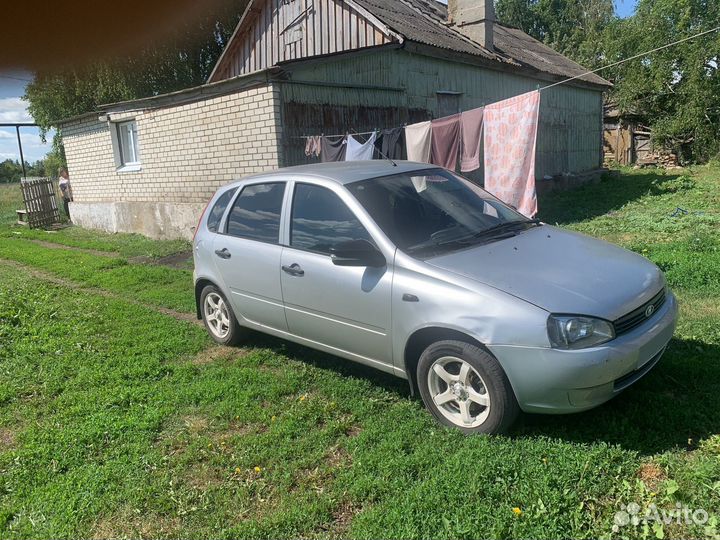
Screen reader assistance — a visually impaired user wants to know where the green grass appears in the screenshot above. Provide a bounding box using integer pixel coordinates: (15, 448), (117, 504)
(0, 183), (190, 259)
(1, 167), (720, 539)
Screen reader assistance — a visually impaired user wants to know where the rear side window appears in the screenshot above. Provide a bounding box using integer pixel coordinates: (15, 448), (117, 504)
(206, 188), (237, 233)
(226, 182), (286, 243)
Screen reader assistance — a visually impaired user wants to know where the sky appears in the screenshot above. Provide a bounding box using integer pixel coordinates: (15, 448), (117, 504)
(615, 0), (638, 18)
(0, 70), (54, 163)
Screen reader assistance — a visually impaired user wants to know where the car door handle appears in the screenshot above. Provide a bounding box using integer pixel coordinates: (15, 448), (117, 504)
(214, 248), (231, 259)
(282, 263), (304, 277)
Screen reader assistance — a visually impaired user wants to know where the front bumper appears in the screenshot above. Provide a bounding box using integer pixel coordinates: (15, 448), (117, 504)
(488, 291), (678, 414)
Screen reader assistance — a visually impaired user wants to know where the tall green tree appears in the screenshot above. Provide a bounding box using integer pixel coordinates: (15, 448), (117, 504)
(495, 0), (616, 69)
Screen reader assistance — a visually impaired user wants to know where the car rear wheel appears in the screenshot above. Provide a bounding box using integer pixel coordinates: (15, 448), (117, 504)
(200, 284), (245, 345)
(417, 340), (519, 434)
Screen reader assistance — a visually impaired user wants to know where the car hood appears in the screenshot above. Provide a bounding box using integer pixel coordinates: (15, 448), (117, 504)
(425, 225), (664, 321)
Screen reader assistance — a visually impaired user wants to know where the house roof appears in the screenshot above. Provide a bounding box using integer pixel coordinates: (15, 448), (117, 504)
(350, 0), (610, 88)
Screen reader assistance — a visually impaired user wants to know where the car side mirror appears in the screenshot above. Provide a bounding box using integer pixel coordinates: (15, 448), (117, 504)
(330, 239), (386, 268)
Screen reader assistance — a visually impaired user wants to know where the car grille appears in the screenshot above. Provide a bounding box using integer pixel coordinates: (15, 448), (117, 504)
(613, 288), (666, 336)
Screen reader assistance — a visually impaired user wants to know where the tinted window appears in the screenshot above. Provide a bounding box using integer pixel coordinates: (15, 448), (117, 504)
(206, 188), (237, 233)
(291, 184), (372, 254)
(226, 183), (285, 243)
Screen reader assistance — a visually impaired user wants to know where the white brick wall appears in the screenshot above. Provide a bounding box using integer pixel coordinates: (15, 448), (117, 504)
(61, 83), (283, 206)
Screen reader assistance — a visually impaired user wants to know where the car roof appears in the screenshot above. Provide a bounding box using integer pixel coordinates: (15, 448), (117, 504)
(234, 160), (441, 186)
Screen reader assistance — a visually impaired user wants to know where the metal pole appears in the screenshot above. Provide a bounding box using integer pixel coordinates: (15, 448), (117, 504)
(15, 125), (26, 178)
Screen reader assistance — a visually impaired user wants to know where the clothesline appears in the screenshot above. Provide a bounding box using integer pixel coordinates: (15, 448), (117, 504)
(294, 24), (720, 140)
(291, 129), (394, 140)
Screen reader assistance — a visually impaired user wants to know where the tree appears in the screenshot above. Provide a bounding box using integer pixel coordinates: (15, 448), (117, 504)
(605, 0), (720, 162)
(495, 0), (616, 69)
(0, 158), (46, 183)
(23, 0), (249, 153)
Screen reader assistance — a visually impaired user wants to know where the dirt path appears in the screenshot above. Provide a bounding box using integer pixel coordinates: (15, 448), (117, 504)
(0, 258), (201, 327)
(27, 239), (121, 258)
(25, 239), (193, 269)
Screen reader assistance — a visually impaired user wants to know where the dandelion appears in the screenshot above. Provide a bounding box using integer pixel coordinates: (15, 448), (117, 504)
(254, 466), (262, 473)
(512, 507), (522, 517)
(234, 467), (241, 474)
(300, 394), (307, 402)
(271, 415), (277, 422)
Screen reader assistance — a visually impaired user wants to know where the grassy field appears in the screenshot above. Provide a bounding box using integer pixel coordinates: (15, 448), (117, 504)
(0, 167), (719, 539)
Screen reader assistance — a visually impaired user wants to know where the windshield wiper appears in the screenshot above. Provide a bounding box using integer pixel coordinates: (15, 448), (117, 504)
(406, 219), (541, 256)
(470, 219), (541, 240)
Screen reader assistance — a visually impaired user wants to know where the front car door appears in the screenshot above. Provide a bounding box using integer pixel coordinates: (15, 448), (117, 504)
(213, 181), (289, 332)
(279, 181), (393, 370)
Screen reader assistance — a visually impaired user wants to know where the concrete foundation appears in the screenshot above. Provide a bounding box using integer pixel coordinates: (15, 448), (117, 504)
(69, 201), (206, 240)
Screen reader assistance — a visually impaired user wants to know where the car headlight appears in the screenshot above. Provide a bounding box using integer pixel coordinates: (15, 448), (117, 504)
(547, 315), (615, 349)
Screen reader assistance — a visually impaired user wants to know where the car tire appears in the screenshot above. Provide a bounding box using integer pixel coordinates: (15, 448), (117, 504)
(417, 340), (519, 435)
(200, 284), (246, 346)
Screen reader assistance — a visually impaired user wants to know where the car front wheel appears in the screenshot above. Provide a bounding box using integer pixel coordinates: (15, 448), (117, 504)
(200, 284), (245, 346)
(417, 340), (519, 434)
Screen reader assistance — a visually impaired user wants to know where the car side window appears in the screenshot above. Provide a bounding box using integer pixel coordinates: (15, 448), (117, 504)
(226, 182), (286, 243)
(290, 183), (373, 255)
(206, 188), (237, 233)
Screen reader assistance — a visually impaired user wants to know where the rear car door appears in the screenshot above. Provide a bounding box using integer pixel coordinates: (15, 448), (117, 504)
(213, 181), (288, 332)
(279, 182), (393, 365)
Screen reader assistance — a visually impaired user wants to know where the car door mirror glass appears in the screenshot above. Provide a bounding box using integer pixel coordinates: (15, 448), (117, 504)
(330, 239), (385, 267)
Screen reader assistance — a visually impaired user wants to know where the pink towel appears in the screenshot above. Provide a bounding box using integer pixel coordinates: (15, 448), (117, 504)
(430, 114), (461, 170)
(484, 91), (540, 218)
(460, 107), (484, 172)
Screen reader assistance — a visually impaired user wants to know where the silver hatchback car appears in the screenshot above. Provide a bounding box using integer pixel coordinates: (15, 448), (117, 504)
(193, 161), (678, 434)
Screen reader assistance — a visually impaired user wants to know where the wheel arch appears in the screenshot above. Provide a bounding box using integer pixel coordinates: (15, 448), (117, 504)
(194, 278), (218, 319)
(403, 326), (492, 397)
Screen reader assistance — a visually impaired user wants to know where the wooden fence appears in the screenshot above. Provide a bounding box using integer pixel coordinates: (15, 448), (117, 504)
(20, 177), (61, 229)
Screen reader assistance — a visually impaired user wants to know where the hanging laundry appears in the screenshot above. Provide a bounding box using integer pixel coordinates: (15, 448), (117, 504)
(430, 113), (461, 170)
(483, 91), (541, 218)
(320, 135), (347, 162)
(460, 107), (484, 172)
(405, 121), (432, 163)
(345, 133), (377, 161)
(379, 127), (405, 160)
(304, 136), (321, 157)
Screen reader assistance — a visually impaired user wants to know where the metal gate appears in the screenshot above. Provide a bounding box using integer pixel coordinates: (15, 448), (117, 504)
(20, 177), (61, 229)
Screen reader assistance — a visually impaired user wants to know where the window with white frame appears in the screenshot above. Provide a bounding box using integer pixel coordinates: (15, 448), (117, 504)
(116, 120), (140, 166)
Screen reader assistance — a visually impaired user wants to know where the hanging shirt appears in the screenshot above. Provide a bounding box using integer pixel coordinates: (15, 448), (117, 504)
(379, 127), (405, 160)
(460, 107), (484, 172)
(430, 113), (461, 170)
(304, 136), (321, 157)
(484, 90), (541, 218)
(320, 136), (347, 162)
(345, 133), (377, 161)
(405, 121), (432, 163)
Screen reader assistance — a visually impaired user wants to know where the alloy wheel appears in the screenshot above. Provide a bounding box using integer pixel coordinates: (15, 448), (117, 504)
(204, 292), (231, 339)
(427, 356), (491, 427)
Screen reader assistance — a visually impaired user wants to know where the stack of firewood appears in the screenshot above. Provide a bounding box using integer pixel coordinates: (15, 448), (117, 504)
(634, 151), (681, 169)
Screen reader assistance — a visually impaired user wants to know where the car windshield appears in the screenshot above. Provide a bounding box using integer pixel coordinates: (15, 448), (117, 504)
(347, 168), (538, 258)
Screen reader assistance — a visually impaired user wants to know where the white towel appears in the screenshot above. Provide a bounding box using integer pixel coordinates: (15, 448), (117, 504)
(345, 133), (377, 160)
(405, 121), (432, 163)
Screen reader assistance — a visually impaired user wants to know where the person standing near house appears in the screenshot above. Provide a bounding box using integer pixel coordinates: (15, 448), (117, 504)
(58, 167), (73, 221)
